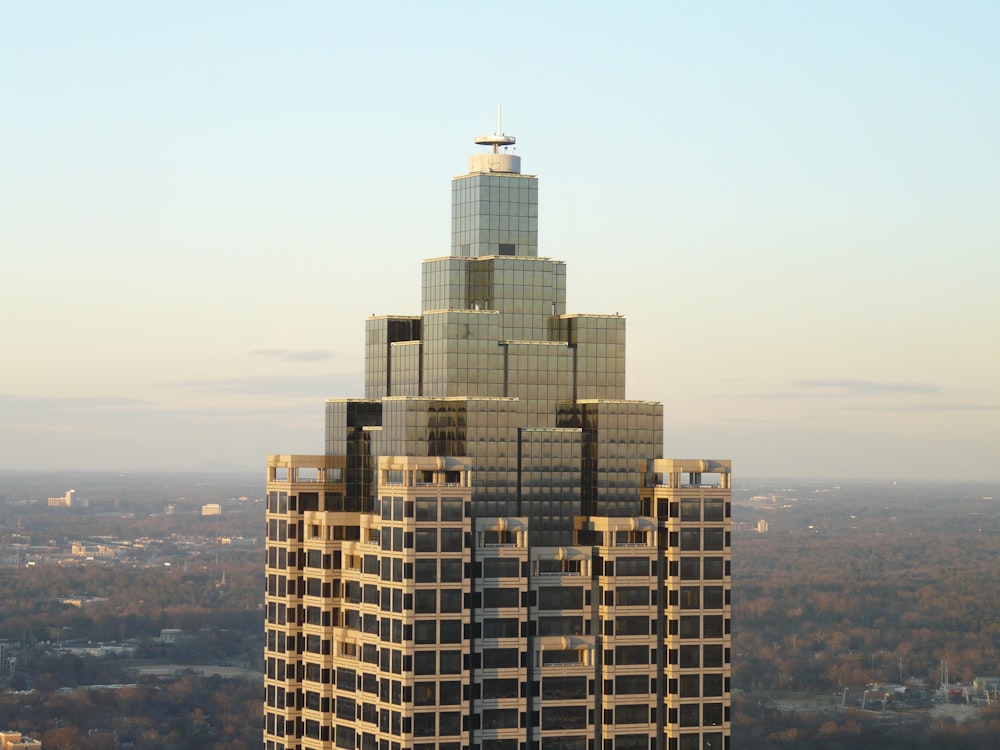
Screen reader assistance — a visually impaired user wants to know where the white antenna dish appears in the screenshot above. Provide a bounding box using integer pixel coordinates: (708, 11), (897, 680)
(475, 103), (516, 153)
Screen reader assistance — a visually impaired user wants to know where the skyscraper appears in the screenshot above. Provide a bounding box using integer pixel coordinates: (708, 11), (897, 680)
(264, 123), (732, 750)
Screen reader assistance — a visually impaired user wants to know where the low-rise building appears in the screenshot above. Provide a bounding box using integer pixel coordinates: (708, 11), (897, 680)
(0, 731), (42, 750)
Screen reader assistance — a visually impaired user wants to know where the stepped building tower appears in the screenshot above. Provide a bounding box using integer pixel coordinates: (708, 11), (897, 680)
(264, 123), (732, 750)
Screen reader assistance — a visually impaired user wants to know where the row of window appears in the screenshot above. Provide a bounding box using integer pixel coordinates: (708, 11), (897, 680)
(669, 673), (730, 698)
(379, 495), (467, 522)
(668, 529), (731, 551)
(271, 619), (718, 665)
(668, 703), (728, 728)
(675, 614), (729, 639)
(265, 727), (729, 750)
(666, 645), (730, 669)
(664, 498), (729, 522)
(269, 549), (725, 585)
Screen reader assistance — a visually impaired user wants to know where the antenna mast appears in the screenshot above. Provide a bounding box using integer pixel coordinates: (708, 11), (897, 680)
(475, 104), (515, 154)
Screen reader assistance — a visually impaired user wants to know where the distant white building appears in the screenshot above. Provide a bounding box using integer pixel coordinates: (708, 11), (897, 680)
(201, 503), (222, 516)
(757, 518), (769, 533)
(48, 490), (75, 507)
(71, 542), (116, 558)
(158, 628), (189, 644)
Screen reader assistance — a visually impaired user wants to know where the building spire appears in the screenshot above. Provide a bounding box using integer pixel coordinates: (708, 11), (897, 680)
(475, 103), (516, 155)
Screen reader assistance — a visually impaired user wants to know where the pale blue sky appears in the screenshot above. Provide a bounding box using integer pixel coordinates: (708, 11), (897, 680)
(2, 1), (998, 479)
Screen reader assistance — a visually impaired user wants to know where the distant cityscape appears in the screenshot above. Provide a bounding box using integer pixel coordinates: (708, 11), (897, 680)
(2, 471), (999, 748)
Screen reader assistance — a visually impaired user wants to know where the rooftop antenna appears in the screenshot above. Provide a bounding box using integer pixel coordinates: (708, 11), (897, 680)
(475, 103), (515, 154)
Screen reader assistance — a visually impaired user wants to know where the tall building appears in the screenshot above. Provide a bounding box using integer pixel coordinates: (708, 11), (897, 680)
(264, 124), (732, 750)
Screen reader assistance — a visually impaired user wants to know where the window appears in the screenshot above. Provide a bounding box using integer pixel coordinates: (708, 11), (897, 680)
(537, 616), (582, 636)
(680, 557), (700, 580)
(615, 645), (651, 665)
(538, 586), (583, 609)
(616, 557), (650, 576)
(703, 615), (724, 638)
(704, 498), (725, 521)
(541, 648), (581, 665)
(703, 557), (724, 580)
(440, 498), (463, 521)
(415, 497), (436, 521)
(680, 674), (700, 698)
(484, 618), (519, 638)
(703, 644), (724, 668)
(679, 615), (700, 638)
(440, 619), (462, 643)
(484, 587), (520, 608)
(439, 681), (461, 704)
(683, 586), (709, 612)
(440, 588), (463, 612)
(680, 529), (700, 551)
(615, 674), (649, 695)
(483, 708), (518, 729)
(703, 674), (724, 697)
(336, 668), (356, 692)
(616, 587), (649, 606)
(414, 590), (436, 613)
(335, 726), (355, 750)
(703, 586), (724, 610)
(542, 675), (586, 699)
(615, 704), (649, 725)
(439, 711), (461, 735)
(415, 529), (437, 552)
(703, 703), (723, 727)
(679, 645), (700, 668)
(681, 498), (700, 521)
(336, 696), (355, 721)
(483, 678), (518, 699)
(414, 559), (437, 583)
(616, 616), (650, 636)
(439, 650), (461, 674)
(440, 559), (463, 582)
(305, 719), (320, 739)
(703, 529), (724, 550)
(440, 528), (464, 552)
(414, 620), (436, 644)
(414, 652), (436, 675)
(483, 557), (520, 578)
(483, 647), (518, 668)
(413, 713), (435, 737)
(542, 705), (587, 730)
(414, 682), (435, 706)
(679, 704), (699, 727)
(305, 663), (321, 683)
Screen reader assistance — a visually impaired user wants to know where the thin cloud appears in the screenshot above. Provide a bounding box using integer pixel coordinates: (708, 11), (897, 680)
(250, 349), (335, 362)
(789, 378), (943, 396)
(0, 393), (152, 413)
(164, 373), (361, 397)
(854, 402), (1000, 413)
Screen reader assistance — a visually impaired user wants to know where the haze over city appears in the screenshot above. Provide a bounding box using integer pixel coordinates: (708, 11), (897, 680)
(2, 1), (997, 480)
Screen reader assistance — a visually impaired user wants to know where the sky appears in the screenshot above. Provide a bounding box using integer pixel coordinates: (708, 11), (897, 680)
(2, 1), (998, 480)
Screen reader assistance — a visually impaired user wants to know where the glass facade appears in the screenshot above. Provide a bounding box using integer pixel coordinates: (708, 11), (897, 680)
(451, 173), (538, 258)
(265, 132), (731, 750)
